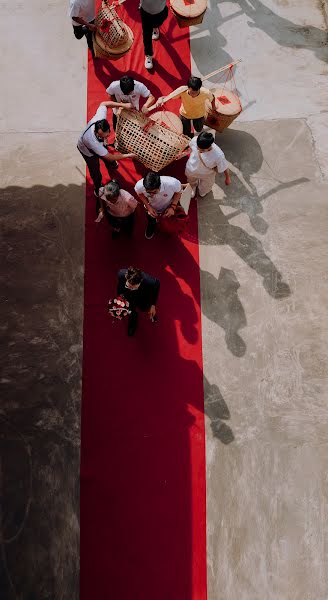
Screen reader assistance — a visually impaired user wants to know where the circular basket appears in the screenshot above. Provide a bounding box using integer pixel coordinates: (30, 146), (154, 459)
(170, 0), (207, 27)
(93, 24), (133, 60)
(150, 111), (183, 134)
(205, 88), (242, 133)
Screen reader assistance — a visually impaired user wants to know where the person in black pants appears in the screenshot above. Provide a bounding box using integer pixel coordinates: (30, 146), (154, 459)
(139, 0), (168, 70)
(77, 101), (135, 200)
(117, 267), (160, 336)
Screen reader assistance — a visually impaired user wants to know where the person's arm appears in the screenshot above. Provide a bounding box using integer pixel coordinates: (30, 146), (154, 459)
(103, 99), (133, 110)
(135, 192), (158, 218)
(102, 151), (136, 163)
(224, 169), (231, 185)
(162, 191), (182, 217)
(141, 94), (156, 113)
(216, 153), (231, 185)
(72, 16), (96, 30)
(152, 86), (187, 110)
(148, 279), (160, 318)
(95, 189), (106, 222)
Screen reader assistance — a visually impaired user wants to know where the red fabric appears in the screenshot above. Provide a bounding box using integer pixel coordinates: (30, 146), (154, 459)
(80, 5), (207, 599)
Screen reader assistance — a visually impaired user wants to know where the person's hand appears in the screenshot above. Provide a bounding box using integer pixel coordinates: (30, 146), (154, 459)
(95, 209), (104, 223)
(148, 305), (156, 319)
(141, 105), (149, 114)
(225, 174), (232, 186)
(163, 206), (175, 218)
(122, 102), (133, 110)
(124, 152), (136, 159)
(156, 96), (165, 107)
(88, 23), (97, 32)
(147, 206), (158, 218)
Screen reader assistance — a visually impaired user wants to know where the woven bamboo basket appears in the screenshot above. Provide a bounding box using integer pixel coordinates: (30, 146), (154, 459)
(170, 0), (207, 28)
(205, 88), (242, 133)
(115, 109), (190, 171)
(93, 0), (133, 60)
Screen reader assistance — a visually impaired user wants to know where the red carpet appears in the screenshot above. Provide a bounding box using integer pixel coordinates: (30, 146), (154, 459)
(80, 6), (207, 599)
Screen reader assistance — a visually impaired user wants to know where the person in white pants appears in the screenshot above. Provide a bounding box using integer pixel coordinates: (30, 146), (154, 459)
(185, 131), (231, 197)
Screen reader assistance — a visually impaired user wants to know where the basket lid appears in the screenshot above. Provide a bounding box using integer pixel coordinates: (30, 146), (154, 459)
(170, 0), (207, 18)
(150, 111), (183, 134)
(213, 88), (241, 116)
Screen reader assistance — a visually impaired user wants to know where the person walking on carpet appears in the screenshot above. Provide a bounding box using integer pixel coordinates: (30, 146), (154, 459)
(156, 76), (216, 138)
(139, 0), (168, 70)
(117, 267), (160, 336)
(134, 171), (182, 239)
(69, 0), (96, 56)
(95, 180), (138, 239)
(185, 131), (231, 197)
(106, 75), (155, 130)
(77, 101), (135, 199)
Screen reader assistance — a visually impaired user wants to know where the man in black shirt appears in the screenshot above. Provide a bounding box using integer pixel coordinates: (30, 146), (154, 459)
(117, 267), (160, 336)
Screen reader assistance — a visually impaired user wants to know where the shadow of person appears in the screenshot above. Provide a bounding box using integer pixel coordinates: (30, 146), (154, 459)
(201, 267), (247, 357)
(187, 3), (234, 76)
(214, 128), (269, 234)
(221, 0), (328, 63)
(196, 192), (291, 299)
(203, 378), (235, 444)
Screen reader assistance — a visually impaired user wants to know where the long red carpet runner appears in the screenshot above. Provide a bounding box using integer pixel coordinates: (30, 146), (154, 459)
(80, 5), (207, 598)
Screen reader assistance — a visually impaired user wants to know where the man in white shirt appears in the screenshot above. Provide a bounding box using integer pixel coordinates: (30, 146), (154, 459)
(106, 76), (155, 130)
(135, 172), (182, 239)
(185, 131), (231, 197)
(77, 101), (135, 198)
(69, 0), (96, 55)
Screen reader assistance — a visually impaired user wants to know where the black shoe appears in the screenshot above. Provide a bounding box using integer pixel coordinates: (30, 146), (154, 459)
(128, 313), (138, 336)
(109, 160), (119, 169)
(145, 220), (156, 240)
(111, 228), (121, 239)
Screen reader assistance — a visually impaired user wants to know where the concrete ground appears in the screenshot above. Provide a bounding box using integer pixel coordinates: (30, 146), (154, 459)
(193, 2), (328, 599)
(0, 0), (327, 598)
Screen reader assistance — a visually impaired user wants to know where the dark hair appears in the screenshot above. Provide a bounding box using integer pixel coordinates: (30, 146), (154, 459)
(126, 267), (143, 286)
(104, 179), (120, 198)
(120, 76), (135, 95)
(197, 131), (214, 149)
(187, 76), (202, 91)
(94, 119), (110, 134)
(143, 171), (161, 191)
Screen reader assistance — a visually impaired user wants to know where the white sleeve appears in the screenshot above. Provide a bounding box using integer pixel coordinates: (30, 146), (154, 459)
(215, 151), (229, 173)
(88, 139), (108, 157)
(173, 178), (182, 193)
(94, 105), (108, 120)
(106, 82), (117, 96)
(69, 1), (81, 19)
(137, 82), (151, 98)
(134, 180), (144, 195)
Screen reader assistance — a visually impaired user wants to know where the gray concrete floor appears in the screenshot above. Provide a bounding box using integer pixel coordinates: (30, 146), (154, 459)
(192, 2), (328, 599)
(0, 0), (86, 597)
(1, 0), (327, 598)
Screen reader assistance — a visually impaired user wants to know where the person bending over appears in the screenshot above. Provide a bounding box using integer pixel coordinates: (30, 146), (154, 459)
(117, 267), (160, 336)
(97, 180), (138, 238)
(185, 131), (231, 197)
(134, 171), (182, 239)
(77, 101), (135, 198)
(106, 75), (155, 130)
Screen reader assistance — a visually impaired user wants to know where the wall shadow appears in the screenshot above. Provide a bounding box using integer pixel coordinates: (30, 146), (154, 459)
(0, 183), (84, 600)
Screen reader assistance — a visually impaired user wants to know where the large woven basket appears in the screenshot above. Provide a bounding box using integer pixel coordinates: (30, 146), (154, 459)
(93, 0), (133, 59)
(115, 109), (190, 172)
